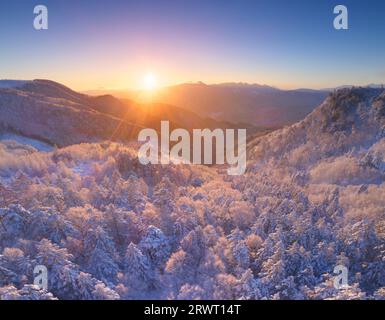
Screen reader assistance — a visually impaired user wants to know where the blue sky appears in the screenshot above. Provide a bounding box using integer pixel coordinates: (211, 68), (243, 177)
(0, 0), (384, 90)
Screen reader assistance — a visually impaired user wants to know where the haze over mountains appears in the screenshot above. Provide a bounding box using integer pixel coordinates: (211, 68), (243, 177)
(86, 82), (329, 127)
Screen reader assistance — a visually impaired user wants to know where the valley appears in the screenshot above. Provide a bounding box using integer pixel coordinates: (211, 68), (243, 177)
(0, 84), (384, 300)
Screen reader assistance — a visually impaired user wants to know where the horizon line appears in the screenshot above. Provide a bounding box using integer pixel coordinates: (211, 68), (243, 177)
(1, 78), (384, 93)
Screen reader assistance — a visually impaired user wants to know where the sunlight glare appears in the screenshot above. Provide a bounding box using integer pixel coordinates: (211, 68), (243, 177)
(143, 73), (158, 91)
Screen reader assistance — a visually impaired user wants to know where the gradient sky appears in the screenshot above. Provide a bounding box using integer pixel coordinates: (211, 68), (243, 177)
(0, 0), (384, 90)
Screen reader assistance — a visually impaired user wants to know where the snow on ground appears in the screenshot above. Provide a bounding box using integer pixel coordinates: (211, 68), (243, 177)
(0, 88), (384, 300)
(0, 133), (54, 152)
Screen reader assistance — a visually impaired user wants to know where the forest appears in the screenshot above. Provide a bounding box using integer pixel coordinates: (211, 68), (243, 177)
(0, 87), (384, 300)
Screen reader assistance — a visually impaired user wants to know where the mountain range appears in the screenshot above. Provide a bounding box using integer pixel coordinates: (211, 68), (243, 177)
(86, 82), (330, 127)
(1, 85), (384, 300)
(0, 80), (256, 147)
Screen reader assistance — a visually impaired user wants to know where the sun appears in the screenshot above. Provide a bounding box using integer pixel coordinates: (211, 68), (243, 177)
(142, 72), (158, 91)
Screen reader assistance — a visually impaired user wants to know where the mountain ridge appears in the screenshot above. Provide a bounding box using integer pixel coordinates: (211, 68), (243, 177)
(85, 82), (329, 127)
(0, 79), (258, 147)
(247, 87), (385, 188)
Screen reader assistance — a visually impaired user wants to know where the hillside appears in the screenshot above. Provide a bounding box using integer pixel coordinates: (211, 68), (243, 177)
(0, 87), (384, 300)
(0, 80), (252, 147)
(248, 88), (385, 185)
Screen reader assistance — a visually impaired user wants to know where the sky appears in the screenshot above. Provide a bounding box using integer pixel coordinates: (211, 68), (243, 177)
(0, 0), (384, 90)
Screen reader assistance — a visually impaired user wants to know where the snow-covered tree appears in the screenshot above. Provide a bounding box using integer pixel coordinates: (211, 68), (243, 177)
(139, 225), (171, 268)
(124, 243), (156, 293)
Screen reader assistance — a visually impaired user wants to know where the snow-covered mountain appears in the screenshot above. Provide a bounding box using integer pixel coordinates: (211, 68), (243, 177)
(0, 87), (384, 300)
(0, 80), (252, 147)
(248, 87), (385, 184)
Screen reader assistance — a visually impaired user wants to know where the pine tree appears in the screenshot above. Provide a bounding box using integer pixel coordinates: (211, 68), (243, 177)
(124, 243), (156, 292)
(83, 226), (119, 285)
(139, 225), (171, 268)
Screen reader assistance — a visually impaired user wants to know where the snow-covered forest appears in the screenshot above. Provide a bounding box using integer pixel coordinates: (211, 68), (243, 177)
(0, 87), (385, 300)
